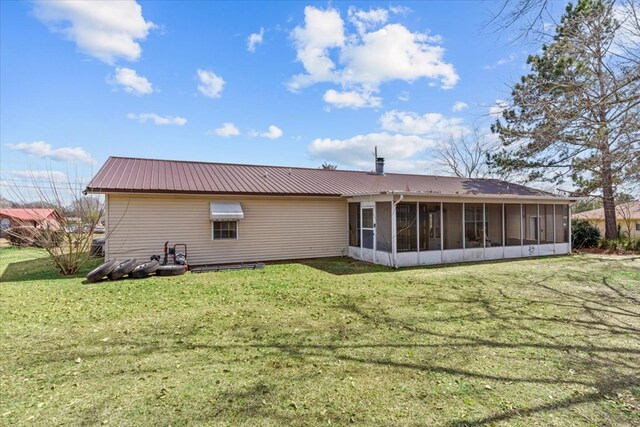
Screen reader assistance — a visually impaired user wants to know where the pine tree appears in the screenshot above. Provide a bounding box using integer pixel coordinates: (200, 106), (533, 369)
(492, 0), (640, 239)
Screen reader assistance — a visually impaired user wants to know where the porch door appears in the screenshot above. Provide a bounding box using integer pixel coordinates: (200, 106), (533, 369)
(361, 205), (376, 261)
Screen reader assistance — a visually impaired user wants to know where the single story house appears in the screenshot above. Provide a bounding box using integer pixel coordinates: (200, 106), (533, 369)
(573, 201), (640, 239)
(0, 208), (62, 237)
(86, 156), (576, 267)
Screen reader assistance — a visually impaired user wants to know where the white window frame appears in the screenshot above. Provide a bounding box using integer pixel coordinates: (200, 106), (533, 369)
(212, 220), (239, 240)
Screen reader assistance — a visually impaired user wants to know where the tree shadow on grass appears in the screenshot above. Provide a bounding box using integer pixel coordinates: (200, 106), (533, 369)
(13, 260), (640, 426)
(0, 252), (102, 282)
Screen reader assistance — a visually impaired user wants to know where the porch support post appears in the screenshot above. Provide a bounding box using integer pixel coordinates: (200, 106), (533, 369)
(520, 204), (523, 246)
(501, 203), (505, 248)
(553, 204), (556, 246)
(440, 202), (444, 258)
(462, 202), (466, 250)
(391, 197), (397, 268)
(360, 206), (363, 260)
(568, 204), (572, 254)
(482, 203), (486, 248)
(537, 204), (540, 246)
(416, 201), (420, 264)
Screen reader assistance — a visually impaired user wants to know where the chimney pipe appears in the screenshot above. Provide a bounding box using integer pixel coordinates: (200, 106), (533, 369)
(376, 157), (385, 175)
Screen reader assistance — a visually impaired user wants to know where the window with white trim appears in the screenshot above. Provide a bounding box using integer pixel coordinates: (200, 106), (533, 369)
(212, 221), (238, 240)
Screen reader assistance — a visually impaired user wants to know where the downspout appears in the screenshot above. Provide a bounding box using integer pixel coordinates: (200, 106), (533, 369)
(392, 194), (404, 268)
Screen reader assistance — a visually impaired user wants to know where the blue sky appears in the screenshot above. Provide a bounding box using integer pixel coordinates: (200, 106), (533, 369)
(0, 0), (560, 191)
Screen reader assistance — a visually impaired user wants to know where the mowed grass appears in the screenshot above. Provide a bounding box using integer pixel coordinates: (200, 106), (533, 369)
(1, 248), (639, 426)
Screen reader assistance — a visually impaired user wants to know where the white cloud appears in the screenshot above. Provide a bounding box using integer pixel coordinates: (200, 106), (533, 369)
(323, 89), (382, 109)
(112, 67), (153, 95)
(127, 113), (187, 126)
(247, 27), (264, 52)
(197, 69), (225, 98)
(289, 6), (345, 91)
(7, 141), (94, 164)
(258, 125), (283, 140)
(389, 5), (412, 16)
(289, 7), (458, 107)
(348, 7), (388, 35)
(11, 170), (68, 182)
(483, 54), (516, 70)
(397, 91), (410, 102)
(309, 132), (436, 169)
(380, 110), (466, 136)
(489, 99), (509, 118)
(452, 101), (468, 112)
(341, 24), (456, 88)
(214, 122), (240, 137)
(32, 0), (155, 64)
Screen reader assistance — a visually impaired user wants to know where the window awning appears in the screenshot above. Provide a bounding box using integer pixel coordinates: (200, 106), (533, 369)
(210, 202), (244, 221)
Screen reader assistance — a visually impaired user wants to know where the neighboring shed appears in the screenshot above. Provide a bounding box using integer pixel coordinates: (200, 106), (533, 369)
(573, 201), (640, 239)
(86, 156), (577, 267)
(0, 208), (62, 237)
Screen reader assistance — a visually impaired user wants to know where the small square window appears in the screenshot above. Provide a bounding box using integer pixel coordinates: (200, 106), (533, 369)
(636, 222), (640, 231)
(213, 221), (238, 240)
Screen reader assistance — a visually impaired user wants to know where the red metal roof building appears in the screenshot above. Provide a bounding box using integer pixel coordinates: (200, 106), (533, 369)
(87, 156), (574, 268)
(0, 208), (62, 236)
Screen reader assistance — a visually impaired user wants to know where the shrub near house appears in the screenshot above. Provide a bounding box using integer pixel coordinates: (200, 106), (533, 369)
(571, 219), (601, 249)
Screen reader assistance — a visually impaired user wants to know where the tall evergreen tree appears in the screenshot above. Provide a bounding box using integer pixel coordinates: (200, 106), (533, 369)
(492, 0), (640, 239)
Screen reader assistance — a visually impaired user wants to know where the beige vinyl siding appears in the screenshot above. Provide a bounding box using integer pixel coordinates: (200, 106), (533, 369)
(581, 218), (640, 239)
(105, 194), (348, 265)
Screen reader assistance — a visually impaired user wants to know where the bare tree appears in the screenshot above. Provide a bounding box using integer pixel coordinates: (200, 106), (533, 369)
(2, 171), (103, 275)
(321, 162), (338, 170)
(488, 0), (554, 39)
(616, 201), (635, 240)
(436, 125), (511, 180)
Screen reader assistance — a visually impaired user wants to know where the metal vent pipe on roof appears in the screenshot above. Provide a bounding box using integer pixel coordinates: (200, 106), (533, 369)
(376, 157), (385, 175)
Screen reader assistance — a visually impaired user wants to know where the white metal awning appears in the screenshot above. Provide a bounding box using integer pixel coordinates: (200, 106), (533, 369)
(210, 202), (244, 221)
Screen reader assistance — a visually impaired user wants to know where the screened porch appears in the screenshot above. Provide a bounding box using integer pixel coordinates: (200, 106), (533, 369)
(347, 198), (571, 267)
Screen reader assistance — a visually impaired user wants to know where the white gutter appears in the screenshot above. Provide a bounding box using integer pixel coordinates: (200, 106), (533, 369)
(391, 194), (404, 268)
(342, 191), (578, 202)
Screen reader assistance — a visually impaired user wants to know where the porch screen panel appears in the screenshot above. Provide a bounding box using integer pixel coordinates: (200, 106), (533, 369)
(464, 203), (485, 248)
(485, 204), (503, 247)
(522, 204), (539, 245)
(555, 204), (569, 243)
(348, 202), (360, 246)
(396, 203), (417, 252)
(419, 203), (441, 251)
(505, 204), (522, 246)
(376, 202), (392, 252)
(540, 204), (554, 244)
(443, 203), (463, 249)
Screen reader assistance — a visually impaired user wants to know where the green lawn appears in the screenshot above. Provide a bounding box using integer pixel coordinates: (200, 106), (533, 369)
(1, 248), (639, 426)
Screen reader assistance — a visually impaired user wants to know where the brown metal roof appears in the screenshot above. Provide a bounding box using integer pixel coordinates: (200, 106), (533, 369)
(86, 156), (565, 199)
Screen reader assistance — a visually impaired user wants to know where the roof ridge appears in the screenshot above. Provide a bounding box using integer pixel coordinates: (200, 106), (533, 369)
(106, 156), (371, 174)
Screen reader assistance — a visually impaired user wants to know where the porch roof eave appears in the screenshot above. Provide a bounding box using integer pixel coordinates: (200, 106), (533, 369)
(341, 191), (578, 203)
